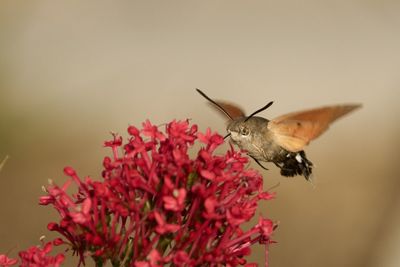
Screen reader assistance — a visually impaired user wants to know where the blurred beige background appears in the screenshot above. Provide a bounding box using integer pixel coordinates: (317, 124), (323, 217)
(0, 1), (399, 266)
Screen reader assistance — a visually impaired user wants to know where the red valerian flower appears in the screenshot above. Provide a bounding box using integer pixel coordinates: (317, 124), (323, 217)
(162, 188), (187, 211)
(0, 255), (17, 267)
(18, 241), (65, 267)
(3, 119), (276, 266)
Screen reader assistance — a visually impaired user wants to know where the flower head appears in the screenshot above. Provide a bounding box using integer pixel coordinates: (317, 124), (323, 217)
(12, 119), (276, 266)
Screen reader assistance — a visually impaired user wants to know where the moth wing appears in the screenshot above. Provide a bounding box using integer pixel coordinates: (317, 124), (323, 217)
(268, 104), (361, 152)
(211, 101), (246, 119)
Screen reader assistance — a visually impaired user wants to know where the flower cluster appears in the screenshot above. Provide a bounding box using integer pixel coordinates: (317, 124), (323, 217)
(1, 120), (276, 266)
(18, 240), (65, 267)
(0, 239), (65, 267)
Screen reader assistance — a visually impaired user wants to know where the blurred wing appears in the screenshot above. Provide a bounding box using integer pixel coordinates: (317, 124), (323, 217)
(268, 104), (362, 152)
(210, 101), (246, 119)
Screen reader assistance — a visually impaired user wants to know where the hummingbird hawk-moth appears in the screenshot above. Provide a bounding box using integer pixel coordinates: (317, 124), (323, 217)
(196, 89), (361, 181)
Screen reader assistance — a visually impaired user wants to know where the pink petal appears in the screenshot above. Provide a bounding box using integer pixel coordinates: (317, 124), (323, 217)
(204, 197), (217, 215)
(200, 169), (216, 180)
(163, 196), (178, 211)
(81, 198), (92, 214)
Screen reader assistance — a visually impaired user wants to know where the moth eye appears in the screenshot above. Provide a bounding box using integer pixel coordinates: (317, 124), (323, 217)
(240, 126), (250, 136)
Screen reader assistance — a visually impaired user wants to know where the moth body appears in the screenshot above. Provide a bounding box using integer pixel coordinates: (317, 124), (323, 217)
(227, 116), (314, 180)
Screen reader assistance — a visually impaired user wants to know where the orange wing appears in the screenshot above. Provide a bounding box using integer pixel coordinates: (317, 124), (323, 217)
(267, 104), (362, 152)
(211, 101), (246, 120)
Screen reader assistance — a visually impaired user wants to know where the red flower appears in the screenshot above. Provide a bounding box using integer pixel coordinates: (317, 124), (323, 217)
(18, 241), (65, 267)
(173, 250), (193, 266)
(153, 211), (180, 234)
(142, 120), (167, 141)
(69, 198), (92, 224)
(0, 255), (17, 267)
(3, 119), (276, 266)
(162, 188), (187, 211)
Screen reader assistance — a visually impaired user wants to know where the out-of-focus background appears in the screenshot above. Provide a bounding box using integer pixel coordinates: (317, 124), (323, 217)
(0, 1), (399, 266)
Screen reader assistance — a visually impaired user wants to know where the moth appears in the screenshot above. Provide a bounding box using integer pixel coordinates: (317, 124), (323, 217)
(196, 89), (361, 181)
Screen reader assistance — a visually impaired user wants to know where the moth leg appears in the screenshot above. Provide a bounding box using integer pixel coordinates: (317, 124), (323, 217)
(273, 161), (283, 169)
(250, 156), (269, 170)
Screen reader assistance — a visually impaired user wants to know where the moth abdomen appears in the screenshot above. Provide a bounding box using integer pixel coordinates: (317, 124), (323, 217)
(276, 151), (313, 181)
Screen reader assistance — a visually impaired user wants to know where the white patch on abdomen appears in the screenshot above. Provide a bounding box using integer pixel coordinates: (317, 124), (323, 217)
(295, 153), (302, 163)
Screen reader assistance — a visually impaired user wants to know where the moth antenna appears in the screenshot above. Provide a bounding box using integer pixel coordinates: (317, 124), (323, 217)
(196, 88), (234, 120)
(244, 101), (274, 122)
(223, 133), (231, 140)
